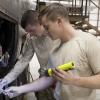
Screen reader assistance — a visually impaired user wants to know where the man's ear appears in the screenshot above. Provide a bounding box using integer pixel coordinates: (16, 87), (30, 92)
(57, 17), (62, 24)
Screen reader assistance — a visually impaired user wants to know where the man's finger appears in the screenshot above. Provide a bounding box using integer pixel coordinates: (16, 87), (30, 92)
(55, 68), (69, 75)
(4, 88), (13, 94)
(52, 74), (62, 82)
(53, 69), (66, 79)
(0, 89), (4, 94)
(67, 71), (75, 76)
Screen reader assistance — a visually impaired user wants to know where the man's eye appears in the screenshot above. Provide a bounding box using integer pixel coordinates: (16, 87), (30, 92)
(44, 25), (48, 31)
(45, 27), (48, 30)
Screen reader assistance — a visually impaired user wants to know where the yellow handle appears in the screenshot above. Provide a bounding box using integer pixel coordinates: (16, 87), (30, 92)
(48, 61), (75, 76)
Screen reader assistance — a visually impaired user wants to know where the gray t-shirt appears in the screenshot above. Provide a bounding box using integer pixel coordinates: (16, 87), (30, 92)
(4, 34), (56, 83)
(49, 31), (100, 100)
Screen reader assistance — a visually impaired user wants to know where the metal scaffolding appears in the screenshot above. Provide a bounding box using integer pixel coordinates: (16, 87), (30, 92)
(36, 0), (100, 35)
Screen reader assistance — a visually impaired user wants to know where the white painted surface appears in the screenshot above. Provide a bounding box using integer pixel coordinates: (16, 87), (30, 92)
(29, 53), (40, 80)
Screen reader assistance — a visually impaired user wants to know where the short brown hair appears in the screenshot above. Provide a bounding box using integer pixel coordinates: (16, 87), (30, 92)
(39, 3), (69, 22)
(21, 10), (39, 29)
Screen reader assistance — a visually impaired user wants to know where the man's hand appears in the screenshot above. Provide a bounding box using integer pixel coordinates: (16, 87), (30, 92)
(3, 86), (22, 98)
(52, 68), (79, 85)
(0, 79), (8, 94)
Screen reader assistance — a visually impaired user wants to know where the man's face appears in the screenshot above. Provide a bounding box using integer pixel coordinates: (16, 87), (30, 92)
(25, 23), (46, 37)
(41, 15), (62, 40)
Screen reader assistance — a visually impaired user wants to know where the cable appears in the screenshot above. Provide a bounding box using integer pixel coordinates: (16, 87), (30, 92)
(90, 0), (100, 9)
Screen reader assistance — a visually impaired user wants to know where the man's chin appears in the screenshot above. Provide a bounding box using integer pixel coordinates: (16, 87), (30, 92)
(50, 36), (58, 40)
(32, 34), (42, 37)
(42, 34), (47, 37)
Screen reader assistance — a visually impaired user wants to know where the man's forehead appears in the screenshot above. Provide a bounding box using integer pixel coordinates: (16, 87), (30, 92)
(41, 15), (47, 24)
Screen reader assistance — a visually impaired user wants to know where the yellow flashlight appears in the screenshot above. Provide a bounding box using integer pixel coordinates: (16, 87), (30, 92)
(46, 61), (75, 76)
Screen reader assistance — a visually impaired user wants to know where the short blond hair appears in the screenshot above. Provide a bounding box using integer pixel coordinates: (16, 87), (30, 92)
(39, 3), (69, 22)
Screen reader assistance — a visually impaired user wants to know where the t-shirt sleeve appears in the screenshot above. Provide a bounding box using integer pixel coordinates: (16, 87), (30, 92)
(86, 36), (100, 74)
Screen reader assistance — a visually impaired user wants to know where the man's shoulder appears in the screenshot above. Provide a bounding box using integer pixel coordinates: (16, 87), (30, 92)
(75, 31), (100, 52)
(71, 31), (98, 47)
(78, 31), (97, 41)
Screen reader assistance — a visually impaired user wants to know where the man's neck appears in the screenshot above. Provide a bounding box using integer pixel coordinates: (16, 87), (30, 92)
(61, 23), (76, 42)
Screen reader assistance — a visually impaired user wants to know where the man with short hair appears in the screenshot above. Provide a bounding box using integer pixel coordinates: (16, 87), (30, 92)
(0, 10), (56, 100)
(4, 3), (100, 100)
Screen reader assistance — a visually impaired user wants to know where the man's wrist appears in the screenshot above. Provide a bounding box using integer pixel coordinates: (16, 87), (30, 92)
(18, 86), (27, 94)
(2, 78), (9, 86)
(72, 76), (82, 86)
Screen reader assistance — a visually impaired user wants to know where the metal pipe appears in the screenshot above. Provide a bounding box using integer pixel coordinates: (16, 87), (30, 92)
(85, 0), (88, 17)
(97, 0), (100, 29)
(36, 0), (39, 11)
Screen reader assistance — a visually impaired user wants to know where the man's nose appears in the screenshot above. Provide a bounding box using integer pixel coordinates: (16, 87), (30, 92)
(44, 30), (49, 34)
(30, 28), (36, 33)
